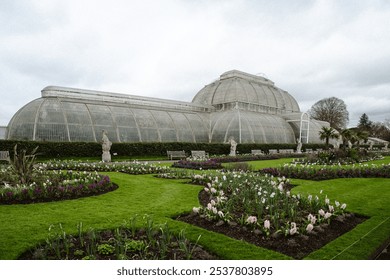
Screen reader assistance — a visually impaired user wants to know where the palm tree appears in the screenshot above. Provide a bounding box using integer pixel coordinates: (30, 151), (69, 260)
(340, 128), (355, 149)
(319, 127), (338, 149)
(355, 130), (369, 149)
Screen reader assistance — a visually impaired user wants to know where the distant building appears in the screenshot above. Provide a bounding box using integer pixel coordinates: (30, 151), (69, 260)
(5, 70), (329, 144)
(0, 126), (7, 140)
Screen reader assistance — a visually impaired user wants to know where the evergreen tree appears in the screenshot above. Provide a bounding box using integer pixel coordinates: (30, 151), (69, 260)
(357, 113), (372, 133)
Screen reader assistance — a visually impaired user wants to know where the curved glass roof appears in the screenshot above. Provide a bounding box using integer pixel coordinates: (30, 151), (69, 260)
(6, 70), (328, 144)
(7, 88), (210, 143)
(192, 70), (300, 114)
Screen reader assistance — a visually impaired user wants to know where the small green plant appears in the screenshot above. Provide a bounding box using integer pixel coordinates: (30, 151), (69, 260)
(125, 240), (146, 252)
(74, 249), (84, 257)
(177, 229), (202, 260)
(97, 243), (115, 255)
(9, 144), (39, 185)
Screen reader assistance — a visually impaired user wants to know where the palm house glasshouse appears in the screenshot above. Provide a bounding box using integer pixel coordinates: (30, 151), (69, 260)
(6, 70), (329, 144)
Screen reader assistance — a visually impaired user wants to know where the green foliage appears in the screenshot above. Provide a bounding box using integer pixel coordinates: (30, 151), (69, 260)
(97, 243), (115, 255)
(9, 145), (39, 185)
(0, 140), (327, 158)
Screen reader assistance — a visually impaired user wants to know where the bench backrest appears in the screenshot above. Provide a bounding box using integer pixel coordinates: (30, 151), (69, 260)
(191, 150), (207, 158)
(279, 149), (294, 153)
(251, 149), (263, 155)
(0, 151), (10, 162)
(166, 150), (186, 159)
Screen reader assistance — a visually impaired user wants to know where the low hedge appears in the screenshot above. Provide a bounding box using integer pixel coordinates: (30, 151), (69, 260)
(0, 140), (327, 158)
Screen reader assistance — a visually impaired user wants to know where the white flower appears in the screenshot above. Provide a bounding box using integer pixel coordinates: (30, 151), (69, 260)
(325, 198), (330, 205)
(223, 175), (227, 181)
(264, 219), (270, 229)
(192, 207), (200, 214)
(289, 222), (297, 235)
(246, 216), (257, 224)
(212, 207), (218, 214)
(308, 195), (312, 201)
(341, 203), (347, 210)
(210, 188), (217, 194)
(324, 212), (332, 219)
(306, 223), (314, 233)
(217, 211), (224, 218)
(319, 209), (325, 216)
(204, 187), (209, 192)
(307, 214), (317, 224)
(328, 205), (334, 212)
(335, 201), (340, 207)
(207, 203), (212, 210)
(210, 200), (216, 206)
(270, 192), (275, 198)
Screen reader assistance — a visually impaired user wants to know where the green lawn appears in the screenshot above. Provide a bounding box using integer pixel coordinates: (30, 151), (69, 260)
(291, 178), (390, 259)
(0, 157), (389, 260)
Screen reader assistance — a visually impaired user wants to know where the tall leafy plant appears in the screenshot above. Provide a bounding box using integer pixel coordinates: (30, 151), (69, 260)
(9, 144), (39, 185)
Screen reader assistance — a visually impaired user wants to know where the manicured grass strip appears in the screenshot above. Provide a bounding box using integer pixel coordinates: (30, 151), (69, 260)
(240, 158), (295, 169)
(291, 178), (390, 216)
(305, 216), (390, 260)
(291, 177), (390, 260)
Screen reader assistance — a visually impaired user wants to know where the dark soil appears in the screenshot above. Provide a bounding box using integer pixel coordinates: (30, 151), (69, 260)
(177, 190), (369, 260)
(19, 227), (217, 260)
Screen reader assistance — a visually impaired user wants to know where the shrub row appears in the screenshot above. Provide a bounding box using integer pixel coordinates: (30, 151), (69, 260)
(0, 140), (327, 158)
(260, 164), (390, 180)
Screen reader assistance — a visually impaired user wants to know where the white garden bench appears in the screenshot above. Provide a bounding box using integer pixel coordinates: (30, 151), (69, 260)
(167, 150), (186, 160)
(0, 151), (10, 162)
(191, 150), (209, 158)
(251, 149), (264, 155)
(279, 149), (295, 154)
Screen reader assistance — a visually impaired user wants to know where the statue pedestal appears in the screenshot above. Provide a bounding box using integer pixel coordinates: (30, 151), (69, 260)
(102, 151), (111, 162)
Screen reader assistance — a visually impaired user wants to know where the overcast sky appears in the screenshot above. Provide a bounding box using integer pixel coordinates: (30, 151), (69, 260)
(1, 0), (389, 127)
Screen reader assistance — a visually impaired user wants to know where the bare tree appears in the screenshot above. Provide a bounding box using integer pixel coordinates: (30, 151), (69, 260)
(309, 97), (349, 130)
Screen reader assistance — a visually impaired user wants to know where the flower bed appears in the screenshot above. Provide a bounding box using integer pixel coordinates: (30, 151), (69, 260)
(172, 159), (222, 170)
(0, 169), (117, 204)
(294, 149), (384, 165)
(210, 153), (306, 163)
(260, 163), (390, 180)
(41, 160), (169, 174)
(187, 171), (348, 238)
(19, 216), (214, 260)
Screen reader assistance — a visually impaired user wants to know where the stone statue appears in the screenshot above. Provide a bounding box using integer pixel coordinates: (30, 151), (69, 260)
(368, 141), (373, 150)
(296, 138), (302, 154)
(334, 135), (341, 150)
(101, 130), (112, 162)
(385, 143), (388, 151)
(228, 137), (237, 156)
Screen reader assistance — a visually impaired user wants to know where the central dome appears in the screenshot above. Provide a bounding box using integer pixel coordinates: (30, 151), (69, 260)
(192, 70), (300, 114)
